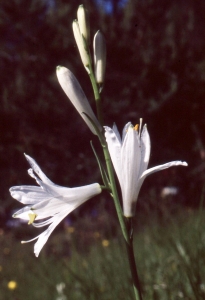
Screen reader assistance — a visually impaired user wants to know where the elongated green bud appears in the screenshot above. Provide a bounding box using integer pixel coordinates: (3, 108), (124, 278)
(93, 30), (106, 87)
(72, 20), (90, 70)
(56, 66), (102, 135)
(77, 4), (90, 44)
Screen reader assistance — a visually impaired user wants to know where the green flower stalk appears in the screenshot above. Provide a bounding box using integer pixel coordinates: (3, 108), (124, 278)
(77, 4), (90, 44)
(93, 30), (106, 88)
(56, 66), (102, 135)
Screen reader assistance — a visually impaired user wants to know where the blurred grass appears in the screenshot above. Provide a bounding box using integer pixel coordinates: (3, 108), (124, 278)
(1, 206), (205, 300)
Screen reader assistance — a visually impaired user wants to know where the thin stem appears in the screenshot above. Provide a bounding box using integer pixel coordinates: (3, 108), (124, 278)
(125, 218), (143, 300)
(89, 70), (104, 126)
(86, 48), (104, 126)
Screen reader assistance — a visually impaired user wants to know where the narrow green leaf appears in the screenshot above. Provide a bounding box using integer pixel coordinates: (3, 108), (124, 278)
(90, 141), (110, 190)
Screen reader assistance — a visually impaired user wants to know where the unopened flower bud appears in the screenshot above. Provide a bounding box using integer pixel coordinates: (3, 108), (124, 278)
(93, 30), (106, 86)
(77, 4), (90, 44)
(72, 20), (90, 70)
(56, 66), (102, 135)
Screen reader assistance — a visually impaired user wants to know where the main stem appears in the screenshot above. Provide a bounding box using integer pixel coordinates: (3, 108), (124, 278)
(126, 219), (143, 300)
(89, 71), (104, 126)
(88, 61), (143, 300)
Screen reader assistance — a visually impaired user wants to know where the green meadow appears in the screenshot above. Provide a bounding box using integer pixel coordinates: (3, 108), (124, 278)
(1, 205), (205, 300)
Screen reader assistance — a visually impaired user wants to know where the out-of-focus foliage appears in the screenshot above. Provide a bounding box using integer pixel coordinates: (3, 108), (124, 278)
(0, 0), (205, 226)
(1, 209), (205, 299)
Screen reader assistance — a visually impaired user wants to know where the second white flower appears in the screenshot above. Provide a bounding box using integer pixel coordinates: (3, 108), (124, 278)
(104, 121), (188, 217)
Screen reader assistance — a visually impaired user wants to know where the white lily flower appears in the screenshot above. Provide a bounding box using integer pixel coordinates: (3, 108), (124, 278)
(10, 154), (102, 257)
(56, 66), (102, 135)
(104, 121), (188, 217)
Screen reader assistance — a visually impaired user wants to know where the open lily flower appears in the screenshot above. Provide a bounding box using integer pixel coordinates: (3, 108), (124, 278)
(104, 121), (188, 217)
(10, 154), (102, 257)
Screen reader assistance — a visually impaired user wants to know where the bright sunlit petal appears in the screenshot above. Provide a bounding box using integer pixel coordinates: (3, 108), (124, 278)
(104, 121), (188, 217)
(10, 154), (102, 256)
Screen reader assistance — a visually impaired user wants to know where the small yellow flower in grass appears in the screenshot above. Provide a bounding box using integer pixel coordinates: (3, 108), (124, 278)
(8, 281), (17, 290)
(67, 226), (75, 233)
(102, 239), (109, 247)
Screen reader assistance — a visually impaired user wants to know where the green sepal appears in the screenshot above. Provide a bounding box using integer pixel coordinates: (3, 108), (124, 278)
(90, 141), (110, 190)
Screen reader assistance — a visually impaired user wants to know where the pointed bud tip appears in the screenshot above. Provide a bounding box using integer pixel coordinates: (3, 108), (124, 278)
(56, 65), (65, 73)
(24, 153), (32, 165)
(182, 161), (188, 166)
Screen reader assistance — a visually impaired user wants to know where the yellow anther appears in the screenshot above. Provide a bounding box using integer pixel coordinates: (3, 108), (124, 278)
(134, 124), (139, 131)
(28, 213), (37, 225)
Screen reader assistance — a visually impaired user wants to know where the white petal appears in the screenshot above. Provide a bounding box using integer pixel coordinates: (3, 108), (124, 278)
(33, 194), (84, 227)
(21, 207), (82, 257)
(112, 123), (121, 144)
(104, 126), (122, 184)
(32, 198), (80, 218)
(36, 181), (100, 204)
(121, 127), (141, 215)
(13, 206), (33, 220)
(32, 218), (54, 228)
(10, 186), (51, 204)
(33, 210), (70, 257)
(122, 122), (131, 143)
(25, 154), (55, 186)
(141, 161), (188, 180)
(139, 125), (151, 176)
(13, 183), (101, 220)
(10, 154), (102, 256)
